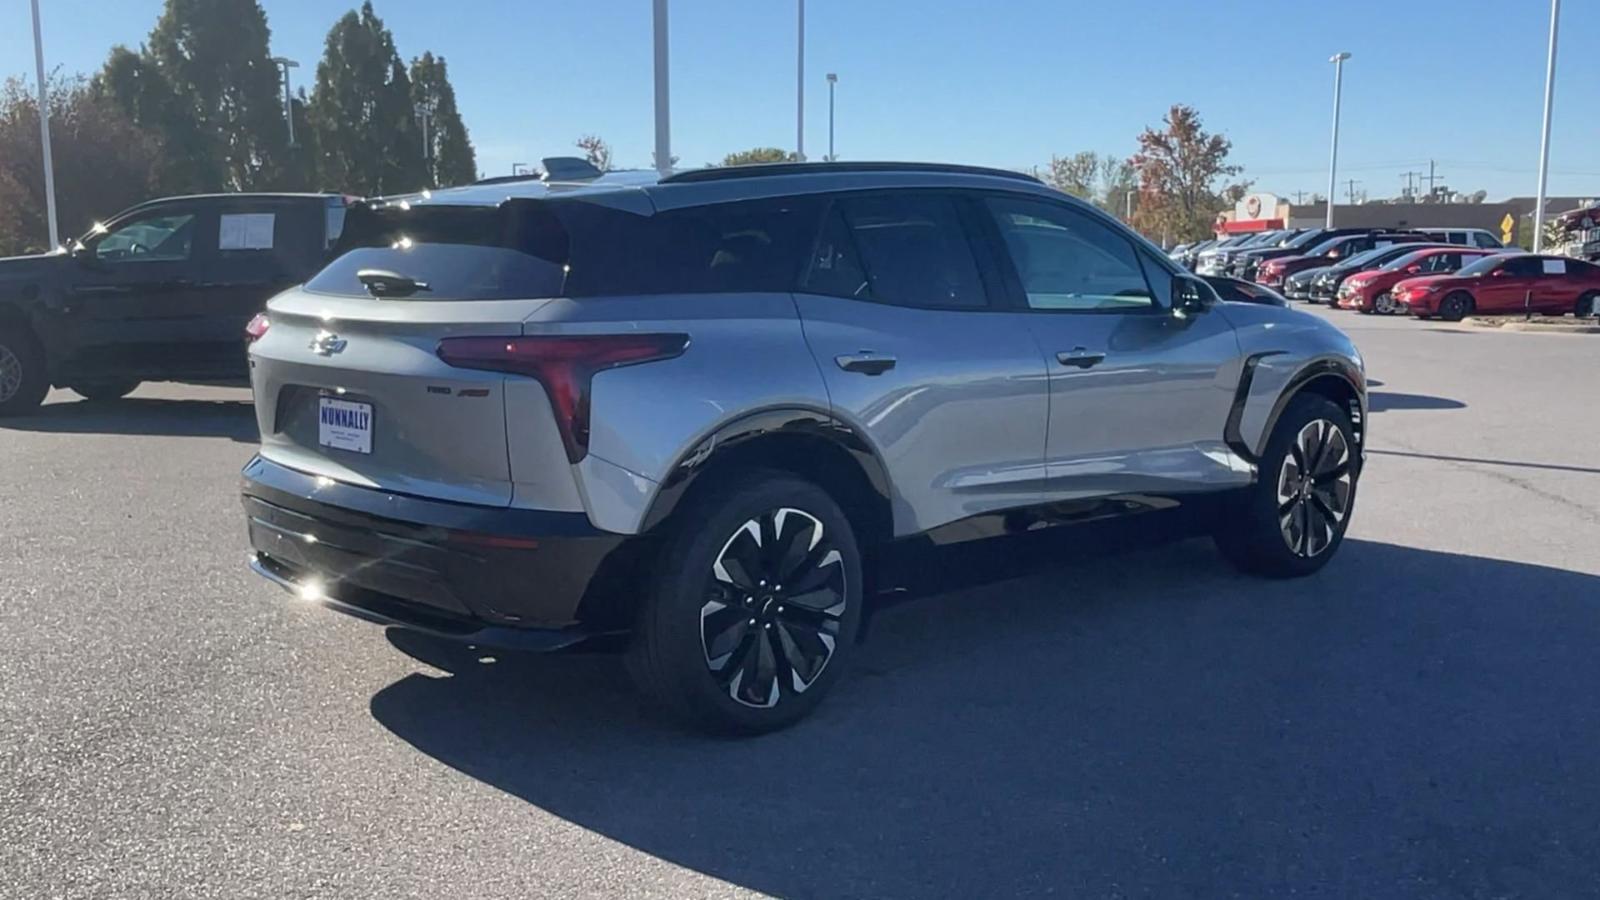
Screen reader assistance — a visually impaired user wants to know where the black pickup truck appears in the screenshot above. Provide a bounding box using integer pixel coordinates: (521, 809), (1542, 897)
(0, 192), (351, 415)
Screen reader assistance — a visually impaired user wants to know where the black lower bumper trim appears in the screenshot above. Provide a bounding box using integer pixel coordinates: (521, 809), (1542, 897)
(241, 455), (634, 632)
(251, 554), (607, 652)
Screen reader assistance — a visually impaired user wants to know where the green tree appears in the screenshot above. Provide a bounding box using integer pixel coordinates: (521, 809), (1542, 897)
(1129, 105), (1244, 242)
(1044, 151), (1099, 199)
(147, 0), (289, 189)
(410, 52), (476, 187)
(720, 147), (797, 166)
(93, 45), (215, 193)
(307, 2), (426, 195)
(0, 76), (163, 255)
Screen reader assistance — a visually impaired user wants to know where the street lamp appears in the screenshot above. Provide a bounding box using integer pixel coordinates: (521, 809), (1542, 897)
(795, 0), (805, 161)
(29, 0), (59, 252)
(1532, 0), (1560, 252)
(1325, 51), (1350, 229)
(415, 99), (435, 163)
(826, 72), (837, 161)
(270, 57), (299, 148)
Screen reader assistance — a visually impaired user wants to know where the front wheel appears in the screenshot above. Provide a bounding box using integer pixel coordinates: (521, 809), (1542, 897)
(1438, 292), (1473, 322)
(1214, 394), (1358, 578)
(628, 471), (863, 735)
(69, 379), (141, 403)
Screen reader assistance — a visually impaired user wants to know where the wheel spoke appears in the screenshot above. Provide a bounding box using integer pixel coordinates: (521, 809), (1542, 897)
(770, 509), (819, 583)
(1313, 430), (1348, 477)
(1310, 487), (1344, 524)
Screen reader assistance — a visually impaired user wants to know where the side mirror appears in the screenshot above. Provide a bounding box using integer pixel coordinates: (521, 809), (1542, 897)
(1171, 274), (1212, 318)
(1490, 268), (1509, 278)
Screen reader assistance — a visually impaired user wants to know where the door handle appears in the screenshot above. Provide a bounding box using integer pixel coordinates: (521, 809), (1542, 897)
(1056, 348), (1106, 369)
(835, 352), (896, 375)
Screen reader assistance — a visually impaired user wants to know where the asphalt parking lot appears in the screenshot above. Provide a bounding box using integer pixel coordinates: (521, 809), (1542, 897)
(3, 306), (1598, 898)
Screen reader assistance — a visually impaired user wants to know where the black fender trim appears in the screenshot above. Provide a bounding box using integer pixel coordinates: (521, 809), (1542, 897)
(638, 406), (893, 534)
(1223, 351), (1286, 462)
(1246, 357), (1367, 464)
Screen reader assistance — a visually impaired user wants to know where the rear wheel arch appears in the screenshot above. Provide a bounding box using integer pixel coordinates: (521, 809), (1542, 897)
(640, 408), (894, 556)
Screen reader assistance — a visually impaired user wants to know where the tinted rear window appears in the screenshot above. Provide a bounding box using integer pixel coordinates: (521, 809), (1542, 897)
(306, 196), (824, 300)
(562, 195), (824, 296)
(306, 201), (569, 300)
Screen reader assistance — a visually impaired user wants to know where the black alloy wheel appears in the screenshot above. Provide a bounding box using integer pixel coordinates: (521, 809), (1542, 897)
(1439, 292), (1473, 322)
(1275, 418), (1354, 559)
(701, 507), (847, 708)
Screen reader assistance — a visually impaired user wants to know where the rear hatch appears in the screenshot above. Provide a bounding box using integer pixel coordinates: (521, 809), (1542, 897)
(248, 200), (575, 508)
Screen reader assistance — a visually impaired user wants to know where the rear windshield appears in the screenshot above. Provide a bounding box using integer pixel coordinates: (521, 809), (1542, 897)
(306, 202), (569, 300)
(305, 195), (824, 301)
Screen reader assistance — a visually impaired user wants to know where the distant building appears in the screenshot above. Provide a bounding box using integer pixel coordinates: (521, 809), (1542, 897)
(1217, 194), (1597, 246)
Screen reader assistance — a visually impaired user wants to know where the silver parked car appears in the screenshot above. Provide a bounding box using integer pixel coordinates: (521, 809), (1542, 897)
(241, 162), (1367, 734)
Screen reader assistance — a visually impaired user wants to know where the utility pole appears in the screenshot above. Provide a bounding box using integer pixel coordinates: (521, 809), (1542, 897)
(1346, 179), (1361, 205)
(414, 100), (434, 164)
(29, 0), (59, 251)
(1422, 160), (1440, 199)
(1533, 0), (1560, 252)
(652, 0), (671, 175)
(795, 0), (805, 161)
(1401, 170), (1421, 201)
(1294, 190), (1307, 205)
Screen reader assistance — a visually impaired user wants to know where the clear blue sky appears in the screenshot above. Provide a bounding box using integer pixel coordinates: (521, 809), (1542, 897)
(5, 0), (1597, 201)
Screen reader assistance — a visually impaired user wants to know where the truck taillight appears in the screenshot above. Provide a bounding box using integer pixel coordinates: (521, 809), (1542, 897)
(245, 313), (270, 343)
(436, 333), (690, 463)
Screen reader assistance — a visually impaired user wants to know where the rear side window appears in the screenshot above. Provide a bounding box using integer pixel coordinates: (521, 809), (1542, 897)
(1472, 232), (1500, 248)
(815, 194), (987, 309)
(563, 195), (824, 296)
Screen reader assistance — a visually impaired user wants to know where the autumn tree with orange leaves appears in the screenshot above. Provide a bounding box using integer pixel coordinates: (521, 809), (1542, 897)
(1129, 104), (1248, 244)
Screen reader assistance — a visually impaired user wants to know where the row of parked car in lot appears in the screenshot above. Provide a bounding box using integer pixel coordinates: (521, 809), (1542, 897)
(1172, 226), (1600, 322)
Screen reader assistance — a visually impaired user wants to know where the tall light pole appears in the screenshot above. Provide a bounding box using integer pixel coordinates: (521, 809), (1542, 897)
(1532, 0), (1560, 252)
(271, 57), (299, 148)
(1325, 52), (1350, 229)
(795, 0), (805, 161)
(826, 72), (837, 161)
(652, 0), (671, 175)
(30, 0), (59, 252)
(415, 100), (434, 163)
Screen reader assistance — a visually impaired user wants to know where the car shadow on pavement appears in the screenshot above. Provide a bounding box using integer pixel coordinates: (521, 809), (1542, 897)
(368, 536), (1600, 896)
(0, 398), (258, 441)
(1367, 390), (1466, 412)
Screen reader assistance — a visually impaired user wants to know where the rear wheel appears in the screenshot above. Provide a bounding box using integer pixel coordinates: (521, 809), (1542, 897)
(69, 379), (141, 403)
(0, 326), (49, 416)
(1576, 291), (1600, 319)
(1214, 394), (1358, 578)
(1438, 291), (1473, 322)
(628, 470), (863, 735)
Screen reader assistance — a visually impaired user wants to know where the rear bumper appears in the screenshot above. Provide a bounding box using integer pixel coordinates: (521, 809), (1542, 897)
(241, 455), (639, 645)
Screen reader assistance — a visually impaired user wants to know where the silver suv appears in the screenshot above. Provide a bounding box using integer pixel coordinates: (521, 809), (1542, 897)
(241, 162), (1366, 733)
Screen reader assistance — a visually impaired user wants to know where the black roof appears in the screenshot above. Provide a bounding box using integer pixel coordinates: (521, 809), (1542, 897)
(661, 161), (1041, 185)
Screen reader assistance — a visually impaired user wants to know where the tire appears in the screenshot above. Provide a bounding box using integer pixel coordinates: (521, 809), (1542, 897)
(1576, 291), (1600, 319)
(69, 379), (141, 403)
(627, 469), (864, 735)
(0, 325), (49, 416)
(1374, 292), (1394, 315)
(1438, 291), (1473, 322)
(1214, 394), (1359, 579)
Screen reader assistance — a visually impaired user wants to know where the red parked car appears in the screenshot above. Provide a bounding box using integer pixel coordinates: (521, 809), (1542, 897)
(1336, 247), (1501, 314)
(1392, 253), (1600, 321)
(1255, 231), (1429, 288)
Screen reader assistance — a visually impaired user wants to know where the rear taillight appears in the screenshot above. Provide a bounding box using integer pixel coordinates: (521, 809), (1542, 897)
(245, 313), (270, 343)
(436, 333), (689, 463)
